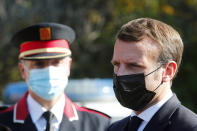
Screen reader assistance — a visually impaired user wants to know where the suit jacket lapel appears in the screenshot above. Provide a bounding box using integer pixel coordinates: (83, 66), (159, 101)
(144, 94), (181, 131)
(120, 116), (130, 131)
(109, 116), (130, 131)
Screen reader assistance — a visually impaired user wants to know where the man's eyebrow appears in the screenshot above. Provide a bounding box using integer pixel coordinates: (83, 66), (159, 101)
(126, 62), (145, 68)
(128, 62), (140, 66)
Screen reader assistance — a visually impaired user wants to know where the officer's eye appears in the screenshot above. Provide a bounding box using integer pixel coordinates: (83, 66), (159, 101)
(51, 59), (60, 66)
(34, 61), (45, 68)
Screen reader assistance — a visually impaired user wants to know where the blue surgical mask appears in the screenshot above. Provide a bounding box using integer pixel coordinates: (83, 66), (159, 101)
(27, 66), (68, 100)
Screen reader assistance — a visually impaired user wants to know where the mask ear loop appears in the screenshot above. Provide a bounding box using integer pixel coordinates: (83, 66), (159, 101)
(153, 81), (163, 92)
(153, 61), (170, 91)
(145, 64), (164, 77)
(144, 63), (166, 92)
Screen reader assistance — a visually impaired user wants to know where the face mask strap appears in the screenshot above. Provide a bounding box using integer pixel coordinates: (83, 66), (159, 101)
(145, 63), (166, 92)
(153, 80), (163, 92)
(145, 63), (164, 77)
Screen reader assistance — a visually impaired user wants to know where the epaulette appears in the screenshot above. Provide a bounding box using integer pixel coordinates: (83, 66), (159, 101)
(79, 107), (111, 119)
(0, 105), (14, 114)
(0, 105), (9, 111)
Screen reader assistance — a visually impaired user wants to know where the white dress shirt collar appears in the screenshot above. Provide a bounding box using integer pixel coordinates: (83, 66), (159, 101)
(130, 90), (173, 131)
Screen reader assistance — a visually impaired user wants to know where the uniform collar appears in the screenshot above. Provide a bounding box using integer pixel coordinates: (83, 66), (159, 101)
(63, 95), (79, 121)
(13, 92), (79, 124)
(13, 92), (29, 123)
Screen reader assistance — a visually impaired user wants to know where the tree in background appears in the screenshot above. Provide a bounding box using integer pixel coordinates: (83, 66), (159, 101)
(0, 0), (197, 112)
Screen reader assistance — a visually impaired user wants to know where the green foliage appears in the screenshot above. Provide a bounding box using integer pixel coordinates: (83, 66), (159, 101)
(0, 0), (197, 112)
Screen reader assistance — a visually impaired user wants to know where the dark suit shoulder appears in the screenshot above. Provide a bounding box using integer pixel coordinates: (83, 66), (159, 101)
(107, 116), (129, 131)
(170, 105), (197, 131)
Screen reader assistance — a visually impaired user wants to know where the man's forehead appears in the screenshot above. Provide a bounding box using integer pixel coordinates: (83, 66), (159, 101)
(113, 39), (144, 57)
(113, 37), (160, 64)
(115, 37), (158, 47)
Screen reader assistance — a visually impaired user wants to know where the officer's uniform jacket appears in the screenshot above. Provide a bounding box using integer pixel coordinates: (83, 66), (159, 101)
(0, 93), (111, 131)
(107, 94), (197, 131)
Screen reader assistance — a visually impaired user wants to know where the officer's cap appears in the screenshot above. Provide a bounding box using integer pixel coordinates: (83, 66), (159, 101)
(12, 22), (75, 60)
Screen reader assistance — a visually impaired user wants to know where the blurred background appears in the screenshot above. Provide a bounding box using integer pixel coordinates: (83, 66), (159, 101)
(0, 0), (197, 114)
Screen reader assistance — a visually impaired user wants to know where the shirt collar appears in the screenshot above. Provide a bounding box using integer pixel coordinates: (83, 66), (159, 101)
(27, 94), (65, 123)
(130, 89), (173, 122)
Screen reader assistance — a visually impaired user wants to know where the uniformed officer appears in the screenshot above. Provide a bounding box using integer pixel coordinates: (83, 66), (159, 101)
(0, 23), (110, 131)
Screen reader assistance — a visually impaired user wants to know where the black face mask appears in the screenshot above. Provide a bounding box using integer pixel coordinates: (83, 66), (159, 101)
(113, 66), (163, 111)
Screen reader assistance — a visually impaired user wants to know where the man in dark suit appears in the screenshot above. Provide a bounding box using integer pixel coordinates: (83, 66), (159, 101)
(108, 18), (197, 131)
(0, 23), (110, 131)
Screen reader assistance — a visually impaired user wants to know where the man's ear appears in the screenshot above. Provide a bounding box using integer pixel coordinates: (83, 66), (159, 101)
(69, 58), (72, 67)
(18, 62), (26, 79)
(162, 61), (177, 82)
(66, 57), (72, 77)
